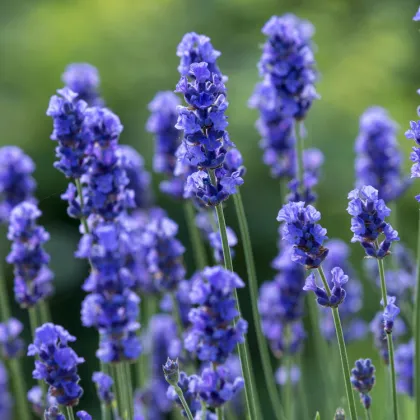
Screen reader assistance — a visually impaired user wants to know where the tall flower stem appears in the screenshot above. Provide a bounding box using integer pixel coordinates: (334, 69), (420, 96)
(317, 266), (358, 420)
(66, 407), (76, 420)
(414, 206), (420, 420)
(0, 268), (11, 322)
(210, 172), (261, 420)
(173, 383), (195, 420)
(233, 190), (286, 420)
(216, 406), (224, 420)
(377, 255), (399, 420)
(183, 201), (208, 270)
(114, 363), (132, 420)
(365, 408), (372, 420)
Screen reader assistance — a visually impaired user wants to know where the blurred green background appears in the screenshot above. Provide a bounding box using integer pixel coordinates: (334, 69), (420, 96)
(1, 0), (420, 418)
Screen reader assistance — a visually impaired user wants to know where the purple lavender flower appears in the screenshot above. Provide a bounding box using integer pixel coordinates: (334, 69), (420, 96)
(0, 318), (24, 359)
(320, 240), (367, 342)
(259, 245), (306, 357)
(7, 202), (54, 308)
(92, 372), (114, 405)
(76, 411), (92, 420)
(46, 88), (89, 179)
(184, 267), (248, 364)
(167, 371), (201, 417)
(147, 91), (180, 175)
(0, 361), (11, 420)
(28, 386), (56, 417)
(176, 32), (223, 78)
(414, 7), (420, 21)
(381, 296), (400, 334)
(277, 201), (329, 268)
(28, 323), (84, 407)
(275, 365), (301, 385)
(286, 147), (324, 204)
(163, 358), (179, 385)
(0, 146), (36, 223)
(404, 105), (420, 200)
(395, 339), (414, 397)
(370, 312), (406, 365)
(347, 186), (399, 258)
(44, 406), (66, 420)
(351, 359), (375, 409)
(191, 365), (244, 408)
(355, 107), (409, 202)
(303, 267), (348, 308)
(116, 145), (152, 210)
(62, 63), (103, 106)
(259, 14), (318, 119)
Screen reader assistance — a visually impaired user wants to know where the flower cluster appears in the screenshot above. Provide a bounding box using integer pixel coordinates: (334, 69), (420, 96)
(405, 105), (420, 201)
(28, 323), (84, 406)
(347, 186), (399, 258)
(320, 240), (367, 342)
(141, 208), (186, 292)
(46, 88), (89, 179)
(303, 267), (348, 308)
(355, 107), (409, 202)
(92, 372), (114, 406)
(175, 33), (244, 206)
(259, 245), (306, 357)
(0, 146), (36, 223)
(381, 296), (400, 334)
(7, 202), (54, 308)
(277, 201), (329, 268)
(395, 339), (414, 397)
(249, 14), (318, 179)
(185, 266), (248, 364)
(0, 361), (11, 419)
(350, 359), (375, 409)
(62, 63), (103, 107)
(0, 317), (24, 359)
(166, 371), (201, 417)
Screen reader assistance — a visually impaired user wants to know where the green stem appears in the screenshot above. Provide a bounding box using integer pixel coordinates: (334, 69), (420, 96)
(124, 362), (134, 419)
(377, 256), (399, 420)
(183, 201), (208, 270)
(38, 300), (51, 324)
(414, 206), (420, 420)
(28, 306), (39, 338)
(174, 384), (195, 420)
(365, 408), (372, 420)
(114, 363), (132, 420)
(216, 406), (224, 420)
(66, 406), (76, 420)
(317, 266), (358, 420)
(233, 191), (286, 420)
(0, 266), (11, 323)
(201, 401), (207, 420)
(101, 400), (111, 420)
(283, 354), (293, 420)
(210, 171), (261, 420)
(9, 358), (31, 420)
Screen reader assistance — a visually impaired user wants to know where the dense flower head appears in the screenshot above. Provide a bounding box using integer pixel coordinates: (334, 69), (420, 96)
(78, 219), (141, 363)
(347, 186), (399, 258)
(258, 14), (318, 120)
(62, 63), (103, 106)
(370, 311), (406, 365)
(28, 323), (84, 407)
(286, 147), (324, 204)
(92, 372), (114, 405)
(351, 359), (375, 409)
(184, 266), (248, 364)
(405, 104), (420, 201)
(0, 317), (24, 359)
(381, 296), (400, 334)
(191, 365), (244, 408)
(44, 405), (66, 420)
(147, 91), (181, 177)
(395, 339), (414, 397)
(303, 267), (348, 308)
(140, 208), (186, 292)
(116, 145), (152, 209)
(7, 202), (54, 308)
(277, 201), (329, 268)
(0, 361), (11, 420)
(76, 411), (92, 420)
(320, 240), (367, 342)
(46, 88), (90, 178)
(176, 32), (223, 78)
(0, 146), (36, 222)
(355, 107), (409, 202)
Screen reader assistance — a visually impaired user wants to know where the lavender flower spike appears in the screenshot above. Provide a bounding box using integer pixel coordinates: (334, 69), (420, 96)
(0, 317), (24, 359)
(92, 372), (114, 406)
(355, 107), (409, 202)
(381, 295), (400, 334)
(303, 267), (347, 308)
(395, 339), (414, 397)
(0, 361), (12, 420)
(7, 202), (54, 308)
(351, 359), (375, 410)
(277, 201), (329, 268)
(28, 323), (84, 407)
(0, 146), (36, 223)
(347, 185), (399, 258)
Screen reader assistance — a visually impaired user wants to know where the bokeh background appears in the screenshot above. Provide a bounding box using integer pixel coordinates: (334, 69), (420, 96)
(1, 0), (420, 418)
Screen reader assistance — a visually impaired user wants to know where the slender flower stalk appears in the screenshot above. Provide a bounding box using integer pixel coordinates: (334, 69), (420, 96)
(233, 190), (286, 420)
(415, 207), (420, 419)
